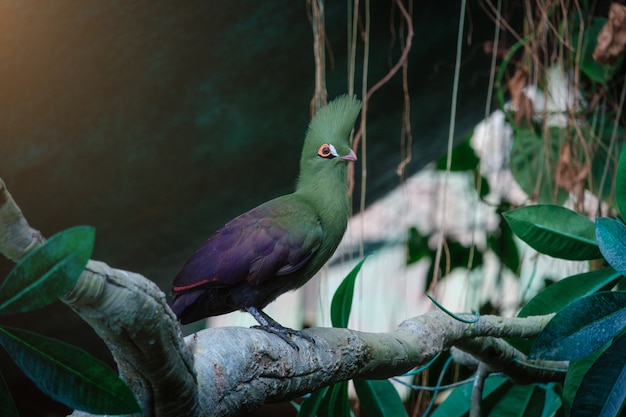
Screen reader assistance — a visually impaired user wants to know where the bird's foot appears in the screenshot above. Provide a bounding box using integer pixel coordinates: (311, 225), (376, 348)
(246, 306), (315, 349)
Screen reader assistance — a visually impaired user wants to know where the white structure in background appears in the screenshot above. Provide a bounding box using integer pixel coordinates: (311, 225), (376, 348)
(520, 65), (587, 128)
(210, 65), (589, 335)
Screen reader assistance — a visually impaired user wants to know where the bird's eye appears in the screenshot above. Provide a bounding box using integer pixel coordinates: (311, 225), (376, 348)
(317, 143), (337, 159)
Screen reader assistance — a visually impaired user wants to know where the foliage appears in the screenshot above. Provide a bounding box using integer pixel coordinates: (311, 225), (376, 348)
(447, 138), (626, 416)
(297, 257), (409, 417)
(0, 226), (140, 415)
(502, 205), (601, 261)
(408, 137), (509, 292)
(409, 3), (626, 416)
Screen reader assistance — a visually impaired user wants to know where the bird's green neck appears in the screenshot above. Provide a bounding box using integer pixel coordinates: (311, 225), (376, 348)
(294, 162), (351, 231)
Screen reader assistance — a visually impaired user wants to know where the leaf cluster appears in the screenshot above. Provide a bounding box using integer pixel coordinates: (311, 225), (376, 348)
(297, 258), (409, 417)
(0, 226), (139, 416)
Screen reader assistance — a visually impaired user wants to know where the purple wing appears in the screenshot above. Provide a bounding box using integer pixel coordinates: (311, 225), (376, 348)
(171, 196), (323, 293)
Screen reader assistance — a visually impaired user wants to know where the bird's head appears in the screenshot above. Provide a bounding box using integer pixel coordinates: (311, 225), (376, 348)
(296, 95), (362, 190)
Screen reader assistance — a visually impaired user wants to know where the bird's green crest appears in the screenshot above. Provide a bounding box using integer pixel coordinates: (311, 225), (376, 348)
(296, 95), (361, 196)
(304, 95), (362, 153)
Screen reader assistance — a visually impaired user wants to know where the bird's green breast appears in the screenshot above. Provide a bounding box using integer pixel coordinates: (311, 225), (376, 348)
(290, 162), (351, 284)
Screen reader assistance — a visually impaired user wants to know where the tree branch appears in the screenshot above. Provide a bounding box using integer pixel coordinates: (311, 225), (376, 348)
(0, 178), (197, 416)
(0, 177), (565, 417)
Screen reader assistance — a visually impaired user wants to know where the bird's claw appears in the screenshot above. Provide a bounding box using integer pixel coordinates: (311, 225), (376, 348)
(251, 324), (315, 350)
(246, 306), (315, 349)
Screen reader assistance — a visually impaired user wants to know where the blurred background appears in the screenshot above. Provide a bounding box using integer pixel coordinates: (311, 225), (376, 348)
(1, 1), (622, 415)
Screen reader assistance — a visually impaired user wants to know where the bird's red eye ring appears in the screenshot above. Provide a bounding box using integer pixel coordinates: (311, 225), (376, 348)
(317, 144), (335, 158)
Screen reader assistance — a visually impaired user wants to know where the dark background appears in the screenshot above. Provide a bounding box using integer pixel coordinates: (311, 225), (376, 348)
(0, 1), (498, 415)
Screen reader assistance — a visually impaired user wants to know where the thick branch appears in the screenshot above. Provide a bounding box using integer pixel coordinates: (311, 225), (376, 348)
(454, 336), (567, 385)
(0, 179), (46, 262)
(0, 177), (565, 417)
(181, 311), (562, 416)
(0, 179), (196, 416)
(64, 260), (198, 416)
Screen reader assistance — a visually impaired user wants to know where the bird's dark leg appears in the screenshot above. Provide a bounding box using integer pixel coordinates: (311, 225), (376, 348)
(246, 306), (315, 349)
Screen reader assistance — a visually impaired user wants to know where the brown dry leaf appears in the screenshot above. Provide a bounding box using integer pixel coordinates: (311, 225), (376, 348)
(508, 69), (533, 125)
(593, 3), (626, 65)
(556, 142), (590, 208)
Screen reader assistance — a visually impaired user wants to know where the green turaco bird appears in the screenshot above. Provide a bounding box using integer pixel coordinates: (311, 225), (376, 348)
(170, 95), (362, 345)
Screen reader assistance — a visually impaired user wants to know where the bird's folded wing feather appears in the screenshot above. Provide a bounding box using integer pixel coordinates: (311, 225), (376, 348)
(172, 196), (323, 292)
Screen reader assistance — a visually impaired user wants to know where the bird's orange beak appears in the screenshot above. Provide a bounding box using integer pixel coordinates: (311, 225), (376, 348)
(340, 149), (357, 161)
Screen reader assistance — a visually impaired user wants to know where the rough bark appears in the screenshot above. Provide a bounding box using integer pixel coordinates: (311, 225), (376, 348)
(0, 177), (565, 416)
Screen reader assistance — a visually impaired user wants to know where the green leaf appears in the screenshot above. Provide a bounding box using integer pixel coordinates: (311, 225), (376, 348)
(330, 257), (367, 328)
(487, 383), (562, 417)
(509, 268), (622, 353)
(541, 383), (564, 417)
(572, 16), (620, 86)
(571, 332), (626, 417)
(503, 205), (602, 260)
(519, 268), (622, 317)
(529, 291), (626, 361)
(298, 387), (329, 417)
(353, 379), (407, 417)
(0, 226), (95, 315)
(435, 135), (480, 171)
(431, 375), (509, 416)
(0, 371), (19, 417)
(616, 146), (626, 216)
(407, 227), (429, 266)
(563, 348), (607, 415)
(318, 381), (350, 417)
(425, 240), (484, 291)
(597, 218), (626, 276)
(509, 127), (568, 204)
(476, 173), (491, 199)
(488, 215), (520, 274)
(489, 384), (537, 417)
(0, 326), (140, 414)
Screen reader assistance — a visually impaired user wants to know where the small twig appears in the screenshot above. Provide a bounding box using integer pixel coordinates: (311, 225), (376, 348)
(470, 363), (490, 417)
(308, 0), (328, 115)
(427, 294), (480, 323)
(352, 0), (413, 152)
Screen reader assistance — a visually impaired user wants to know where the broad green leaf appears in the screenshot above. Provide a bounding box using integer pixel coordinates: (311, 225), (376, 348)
(353, 379), (407, 417)
(318, 381), (350, 417)
(489, 384), (537, 417)
(0, 371), (19, 417)
(330, 257), (367, 328)
(0, 326), (140, 414)
(298, 387), (329, 417)
(509, 268), (622, 354)
(488, 383), (562, 417)
(431, 376), (509, 417)
(488, 215), (520, 274)
(519, 268), (621, 317)
(503, 205), (601, 260)
(407, 227), (429, 266)
(476, 174), (491, 199)
(0, 226), (95, 315)
(572, 16), (620, 86)
(529, 291), (626, 360)
(425, 240), (484, 291)
(563, 347), (607, 415)
(616, 146), (626, 216)
(597, 218), (626, 276)
(509, 127), (568, 205)
(541, 383), (564, 417)
(435, 135), (480, 172)
(571, 332), (626, 417)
